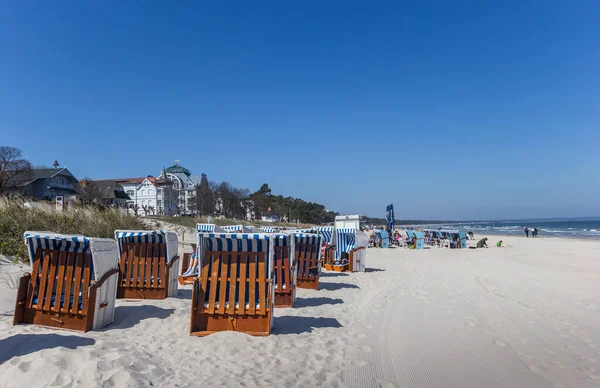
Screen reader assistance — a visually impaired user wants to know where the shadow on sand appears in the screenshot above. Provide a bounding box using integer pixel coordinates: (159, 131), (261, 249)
(106, 305), (175, 330)
(273, 316), (342, 335)
(294, 297), (343, 308)
(320, 272), (349, 278)
(0, 334), (95, 364)
(318, 282), (359, 291)
(365, 268), (385, 273)
(176, 289), (192, 299)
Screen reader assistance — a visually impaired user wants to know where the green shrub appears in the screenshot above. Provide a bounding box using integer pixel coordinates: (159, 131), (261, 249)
(0, 197), (145, 262)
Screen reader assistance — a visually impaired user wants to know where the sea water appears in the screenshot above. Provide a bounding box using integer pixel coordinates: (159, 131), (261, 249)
(404, 219), (600, 239)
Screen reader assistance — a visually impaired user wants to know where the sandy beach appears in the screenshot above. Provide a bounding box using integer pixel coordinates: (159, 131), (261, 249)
(1, 234), (599, 387)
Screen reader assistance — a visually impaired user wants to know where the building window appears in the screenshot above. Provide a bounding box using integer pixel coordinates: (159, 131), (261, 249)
(141, 190), (145, 196)
(142, 200), (145, 206)
(148, 190), (154, 195)
(126, 190), (134, 196)
(157, 200), (162, 207)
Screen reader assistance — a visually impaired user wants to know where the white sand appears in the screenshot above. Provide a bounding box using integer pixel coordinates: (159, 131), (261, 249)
(1, 234), (599, 387)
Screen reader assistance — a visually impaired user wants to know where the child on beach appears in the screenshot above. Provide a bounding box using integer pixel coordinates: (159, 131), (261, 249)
(497, 240), (503, 247)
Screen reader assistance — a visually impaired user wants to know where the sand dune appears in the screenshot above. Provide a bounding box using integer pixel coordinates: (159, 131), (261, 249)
(1, 235), (599, 387)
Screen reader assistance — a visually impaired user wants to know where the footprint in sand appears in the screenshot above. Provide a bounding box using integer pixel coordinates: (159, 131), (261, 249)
(17, 361), (31, 372)
(464, 321), (476, 327)
(527, 365), (542, 374)
(359, 345), (372, 353)
(485, 331), (498, 338)
(494, 340), (506, 347)
(445, 310), (455, 315)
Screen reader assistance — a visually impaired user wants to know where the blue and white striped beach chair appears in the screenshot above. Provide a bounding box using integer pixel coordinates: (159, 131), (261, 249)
(221, 225), (252, 233)
(272, 234), (296, 307)
(289, 232), (323, 289)
(14, 232), (119, 332)
(190, 232), (275, 336)
(327, 228), (369, 272)
(114, 230), (179, 299)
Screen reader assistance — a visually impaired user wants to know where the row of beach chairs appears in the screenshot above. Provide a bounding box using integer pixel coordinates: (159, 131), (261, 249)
(12, 224), (368, 336)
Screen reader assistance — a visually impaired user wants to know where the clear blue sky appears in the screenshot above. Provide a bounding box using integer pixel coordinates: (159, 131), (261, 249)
(1, 1), (599, 220)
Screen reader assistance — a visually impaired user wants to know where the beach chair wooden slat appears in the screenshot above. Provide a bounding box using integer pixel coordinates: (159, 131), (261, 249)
(258, 252), (266, 316)
(144, 243), (152, 289)
(139, 243), (147, 289)
(283, 248), (290, 291)
(71, 252), (84, 314)
(208, 251), (219, 315)
(238, 252), (247, 315)
(81, 254), (91, 311)
(37, 250), (51, 311)
(153, 243), (160, 288)
(53, 250), (68, 313)
(131, 243), (140, 288)
(62, 252), (75, 314)
(27, 248), (42, 309)
(125, 243), (133, 287)
(218, 251), (228, 315)
(42, 250), (59, 311)
(228, 253), (238, 315)
(248, 252), (257, 315)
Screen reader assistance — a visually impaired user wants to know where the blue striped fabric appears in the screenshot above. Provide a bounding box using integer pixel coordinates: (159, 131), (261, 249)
(24, 233), (91, 263)
(221, 225), (251, 233)
(333, 228), (357, 260)
(260, 226), (274, 233)
(197, 224), (216, 232)
(114, 230), (166, 256)
(314, 227), (334, 244)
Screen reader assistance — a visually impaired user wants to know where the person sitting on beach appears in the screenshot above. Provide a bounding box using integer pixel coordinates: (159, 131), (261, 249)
(497, 240), (503, 247)
(182, 252), (198, 276)
(476, 237), (488, 248)
(468, 231), (474, 240)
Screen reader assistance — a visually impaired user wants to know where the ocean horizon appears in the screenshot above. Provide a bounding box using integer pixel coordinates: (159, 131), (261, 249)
(397, 218), (600, 239)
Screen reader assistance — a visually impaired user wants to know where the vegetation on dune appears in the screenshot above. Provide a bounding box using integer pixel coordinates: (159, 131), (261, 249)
(0, 197), (145, 262)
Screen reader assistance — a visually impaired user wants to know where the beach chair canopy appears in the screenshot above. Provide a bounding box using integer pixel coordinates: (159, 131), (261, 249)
(221, 225), (252, 233)
(314, 227), (334, 244)
(196, 224), (225, 233)
(114, 230), (178, 263)
(25, 231), (117, 281)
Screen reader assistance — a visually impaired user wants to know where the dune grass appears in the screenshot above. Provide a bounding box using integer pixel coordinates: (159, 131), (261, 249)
(0, 197), (145, 262)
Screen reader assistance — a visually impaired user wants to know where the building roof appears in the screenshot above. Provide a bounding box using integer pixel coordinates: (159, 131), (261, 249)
(11, 167), (77, 187)
(164, 164), (191, 177)
(82, 180), (131, 200)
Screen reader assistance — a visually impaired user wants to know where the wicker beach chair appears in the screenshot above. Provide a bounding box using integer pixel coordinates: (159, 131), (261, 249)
(272, 234), (296, 307)
(114, 230), (179, 299)
(291, 232), (323, 290)
(13, 232), (119, 332)
(325, 228), (369, 272)
(190, 232), (275, 336)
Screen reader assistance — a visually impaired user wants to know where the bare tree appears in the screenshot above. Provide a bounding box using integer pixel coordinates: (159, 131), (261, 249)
(0, 146), (32, 194)
(128, 203), (140, 216)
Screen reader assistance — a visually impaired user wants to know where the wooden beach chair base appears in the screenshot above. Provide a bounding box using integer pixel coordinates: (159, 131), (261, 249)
(274, 291), (294, 308)
(190, 280), (272, 337)
(14, 268), (118, 333)
(297, 278), (319, 290)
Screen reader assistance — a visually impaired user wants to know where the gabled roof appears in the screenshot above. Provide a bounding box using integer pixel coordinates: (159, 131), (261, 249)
(83, 180), (131, 200)
(11, 167), (78, 187)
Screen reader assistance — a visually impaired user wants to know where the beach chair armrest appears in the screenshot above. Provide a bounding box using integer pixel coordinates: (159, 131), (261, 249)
(166, 255), (180, 269)
(90, 268), (119, 289)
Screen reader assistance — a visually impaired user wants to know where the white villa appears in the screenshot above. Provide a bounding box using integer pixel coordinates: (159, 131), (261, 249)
(157, 164), (202, 216)
(117, 176), (178, 216)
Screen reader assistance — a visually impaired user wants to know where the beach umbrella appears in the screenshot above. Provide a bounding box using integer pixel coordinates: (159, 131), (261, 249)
(386, 204), (395, 232)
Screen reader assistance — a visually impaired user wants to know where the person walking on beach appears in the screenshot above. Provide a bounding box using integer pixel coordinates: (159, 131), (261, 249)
(532, 227), (538, 238)
(524, 227), (529, 237)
